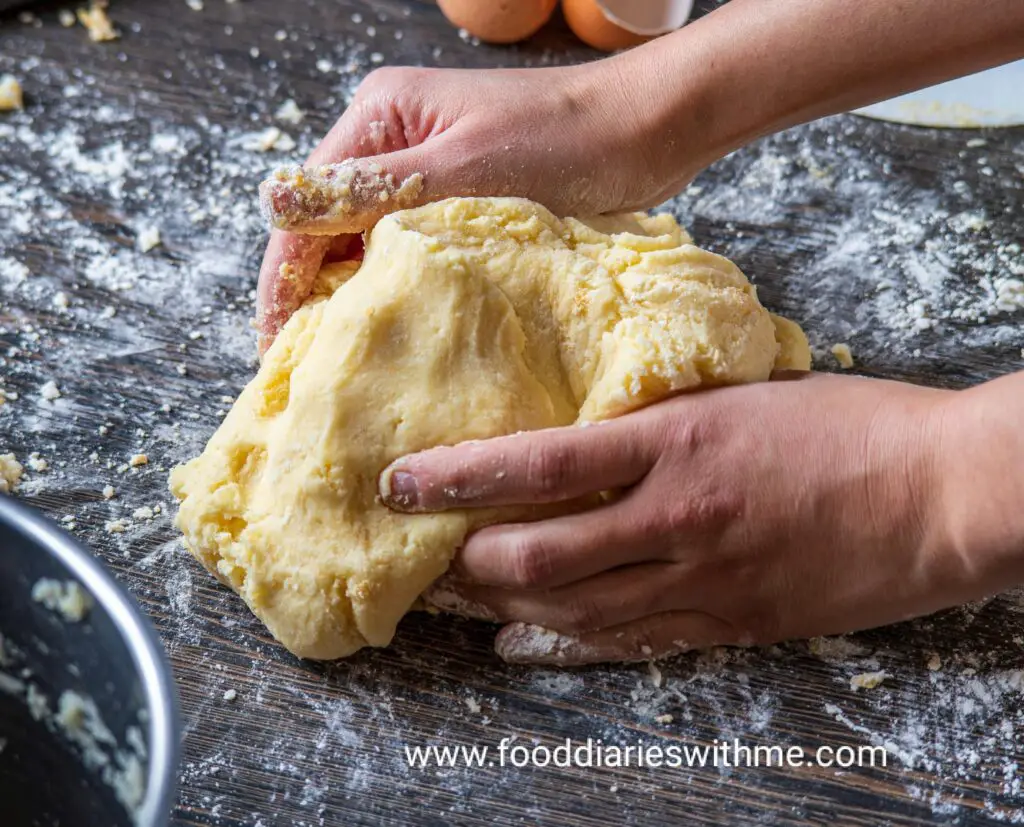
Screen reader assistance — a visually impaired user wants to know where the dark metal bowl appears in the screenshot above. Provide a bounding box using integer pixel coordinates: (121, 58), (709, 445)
(0, 495), (179, 827)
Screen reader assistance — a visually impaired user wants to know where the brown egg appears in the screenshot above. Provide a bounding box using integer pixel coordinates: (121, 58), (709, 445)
(438, 0), (559, 45)
(562, 0), (650, 51)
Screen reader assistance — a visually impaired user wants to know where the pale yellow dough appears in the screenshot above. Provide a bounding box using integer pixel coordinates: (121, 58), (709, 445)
(170, 197), (810, 660)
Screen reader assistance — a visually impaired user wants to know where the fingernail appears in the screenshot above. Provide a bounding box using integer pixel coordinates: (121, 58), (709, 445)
(380, 464), (420, 511)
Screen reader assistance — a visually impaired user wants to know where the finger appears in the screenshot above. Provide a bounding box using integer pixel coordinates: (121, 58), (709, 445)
(259, 117), (532, 236)
(454, 496), (663, 590)
(255, 99), (404, 350)
(256, 232), (333, 355)
(494, 611), (740, 666)
(424, 562), (690, 634)
(379, 419), (654, 513)
(258, 150), (428, 235)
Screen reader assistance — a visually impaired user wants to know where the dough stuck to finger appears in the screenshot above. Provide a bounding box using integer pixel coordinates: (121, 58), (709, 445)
(260, 161), (425, 235)
(169, 197), (809, 660)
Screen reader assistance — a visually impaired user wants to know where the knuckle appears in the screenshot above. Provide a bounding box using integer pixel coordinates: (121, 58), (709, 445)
(524, 442), (573, 500)
(661, 487), (743, 535)
(561, 595), (606, 633)
(359, 65), (403, 91)
(503, 532), (554, 589)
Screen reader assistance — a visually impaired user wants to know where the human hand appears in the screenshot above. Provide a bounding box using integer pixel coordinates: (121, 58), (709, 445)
(255, 61), (705, 353)
(378, 373), (999, 665)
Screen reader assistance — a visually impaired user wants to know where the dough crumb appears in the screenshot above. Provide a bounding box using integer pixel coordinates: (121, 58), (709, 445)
(241, 127), (295, 153)
(77, 0), (120, 42)
(31, 578), (93, 622)
(137, 226), (162, 253)
(128, 453), (148, 467)
(105, 518), (129, 534)
(102, 485), (116, 499)
(59, 9), (77, 27)
(132, 506), (154, 520)
(27, 453), (49, 472)
(40, 380), (62, 401)
(0, 74), (24, 111)
(850, 670), (887, 691)
(274, 99), (305, 125)
(648, 661), (663, 689)
(222, 688), (237, 702)
(926, 652), (942, 672)
(830, 343), (854, 369)
(0, 454), (24, 493)
(654, 713), (674, 724)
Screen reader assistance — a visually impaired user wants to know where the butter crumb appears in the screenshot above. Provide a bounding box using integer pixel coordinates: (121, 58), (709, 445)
(40, 380), (62, 401)
(850, 671), (887, 691)
(274, 99), (305, 126)
(77, 1), (120, 42)
(241, 127), (296, 153)
(31, 578), (92, 622)
(137, 226), (162, 253)
(831, 343), (854, 369)
(0, 454), (24, 493)
(0, 75), (24, 111)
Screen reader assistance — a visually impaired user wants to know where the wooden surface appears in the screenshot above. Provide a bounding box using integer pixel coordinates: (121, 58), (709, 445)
(2, 1), (1023, 825)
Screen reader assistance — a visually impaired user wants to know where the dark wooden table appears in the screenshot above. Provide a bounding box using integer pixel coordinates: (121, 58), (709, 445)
(2, 1), (1023, 825)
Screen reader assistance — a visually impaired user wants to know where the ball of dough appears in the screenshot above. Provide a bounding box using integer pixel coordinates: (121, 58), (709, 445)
(169, 197), (809, 660)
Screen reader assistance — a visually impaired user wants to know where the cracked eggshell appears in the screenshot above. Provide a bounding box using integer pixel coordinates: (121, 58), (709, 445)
(438, 0), (559, 44)
(563, 0), (692, 51)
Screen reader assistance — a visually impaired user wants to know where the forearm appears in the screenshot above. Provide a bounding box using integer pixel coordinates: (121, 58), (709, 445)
(936, 371), (1024, 597)
(613, 0), (1024, 175)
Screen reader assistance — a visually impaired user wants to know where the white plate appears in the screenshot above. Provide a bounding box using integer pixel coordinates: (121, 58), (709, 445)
(856, 60), (1024, 128)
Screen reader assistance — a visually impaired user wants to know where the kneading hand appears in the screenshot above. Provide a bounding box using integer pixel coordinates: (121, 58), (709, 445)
(379, 372), (1017, 665)
(255, 62), (697, 352)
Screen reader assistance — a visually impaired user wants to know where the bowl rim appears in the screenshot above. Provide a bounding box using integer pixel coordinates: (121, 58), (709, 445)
(0, 495), (180, 827)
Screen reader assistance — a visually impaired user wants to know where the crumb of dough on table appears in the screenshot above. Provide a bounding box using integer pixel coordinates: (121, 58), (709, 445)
(0, 454), (24, 494)
(0, 74), (24, 111)
(850, 670), (887, 690)
(831, 342), (855, 369)
(78, 0), (120, 42)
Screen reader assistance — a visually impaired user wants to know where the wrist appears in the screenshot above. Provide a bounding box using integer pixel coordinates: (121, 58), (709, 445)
(593, 23), (777, 200)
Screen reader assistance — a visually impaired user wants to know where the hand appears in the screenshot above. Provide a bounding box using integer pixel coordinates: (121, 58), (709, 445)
(379, 373), (1001, 665)
(255, 61), (705, 353)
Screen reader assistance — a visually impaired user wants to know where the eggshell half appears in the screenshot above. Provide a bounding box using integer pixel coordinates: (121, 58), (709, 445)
(563, 0), (692, 51)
